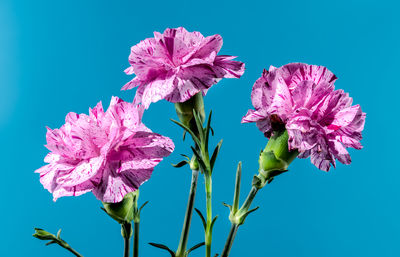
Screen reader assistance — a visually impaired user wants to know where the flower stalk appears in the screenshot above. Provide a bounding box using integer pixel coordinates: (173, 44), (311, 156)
(221, 130), (298, 257)
(102, 191), (147, 257)
(171, 107), (221, 257)
(175, 167), (200, 257)
(175, 94), (204, 257)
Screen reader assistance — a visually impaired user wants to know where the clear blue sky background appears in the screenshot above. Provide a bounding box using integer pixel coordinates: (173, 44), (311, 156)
(1, 0), (399, 256)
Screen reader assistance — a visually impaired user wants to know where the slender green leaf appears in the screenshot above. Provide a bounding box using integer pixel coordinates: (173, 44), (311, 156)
(233, 162), (242, 213)
(192, 109), (204, 144)
(172, 160), (188, 168)
(210, 215), (218, 232)
(210, 140), (223, 172)
(187, 242), (205, 254)
(45, 241), (57, 246)
(222, 202), (232, 211)
(190, 146), (206, 173)
(241, 206), (260, 223)
(148, 243), (175, 257)
(170, 119), (201, 147)
(139, 201), (149, 213)
(204, 111), (212, 151)
(194, 208), (206, 230)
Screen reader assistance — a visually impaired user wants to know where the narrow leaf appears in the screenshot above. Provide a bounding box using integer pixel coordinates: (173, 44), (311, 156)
(222, 202), (232, 211)
(148, 243), (175, 257)
(210, 140), (223, 171)
(204, 111), (213, 150)
(180, 154), (190, 159)
(190, 147), (206, 173)
(241, 206), (260, 222)
(210, 215), (218, 232)
(45, 241), (57, 246)
(192, 109), (204, 143)
(139, 201), (149, 213)
(56, 229), (61, 239)
(172, 160), (188, 168)
(233, 162), (242, 213)
(187, 242), (205, 254)
(194, 208), (207, 230)
(170, 119), (201, 147)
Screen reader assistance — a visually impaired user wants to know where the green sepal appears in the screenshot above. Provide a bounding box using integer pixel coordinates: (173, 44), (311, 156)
(174, 92), (205, 137)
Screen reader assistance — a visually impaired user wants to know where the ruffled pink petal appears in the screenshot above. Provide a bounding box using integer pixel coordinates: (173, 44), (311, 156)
(117, 159), (161, 173)
(268, 79), (293, 120)
(212, 55), (245, 79)
(93, 163), (153, 203)
(250, 69), (275, 110)
(241, 109), (268, 123)
(330, 140), (351, 165)
(137, 73), (177, 109)
(288, 65), (337, 91)
(327, 105), (363, 132)
(188, 34), (223, 61)
(55, 156), (104, 187)
(121, 77), (141, 90)
(310, 141), (335, 172)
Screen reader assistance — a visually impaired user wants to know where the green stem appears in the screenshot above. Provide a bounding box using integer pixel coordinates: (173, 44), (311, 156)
(176, 168), (200, 257)
(220, 224), (239, 257)
(240, 186), (259, 212)
(133, 222), (139, 257)
(220, 186), (259, 257)
(122, 223), (132, 257)
(205, 174), (213, 257)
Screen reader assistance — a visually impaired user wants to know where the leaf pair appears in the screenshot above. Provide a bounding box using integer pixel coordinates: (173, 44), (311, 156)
(149, 242), (205, 257)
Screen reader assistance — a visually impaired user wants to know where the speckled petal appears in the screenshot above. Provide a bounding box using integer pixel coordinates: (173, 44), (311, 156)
(93, 163), (153, 203)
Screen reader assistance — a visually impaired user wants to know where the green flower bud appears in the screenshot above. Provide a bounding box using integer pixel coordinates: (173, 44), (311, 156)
(33, 228), (56, 241)
(255, 130), (299, 188)
(174, 92), (205, 135)
(102, 191), (138, 224)
(189, 154), (199, 170)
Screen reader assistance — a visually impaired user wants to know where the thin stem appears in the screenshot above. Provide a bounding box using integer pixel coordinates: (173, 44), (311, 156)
(124, 235), (130, 257)
(63, 245), (83, 257)
(122, 223), (132, 257)
(240, 186), (259, 212)
(220, 224), (239, 257)
(176, 169), (200, 257)
(220, 186), (259, 257)
(133, 222), (139, 257)
(205, 174), (212, 257)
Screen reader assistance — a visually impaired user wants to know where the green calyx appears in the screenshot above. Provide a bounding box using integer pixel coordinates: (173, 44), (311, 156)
(102, 191), (138, 224)
(254, 130), (299, 189)
(174, 93), (205, 136)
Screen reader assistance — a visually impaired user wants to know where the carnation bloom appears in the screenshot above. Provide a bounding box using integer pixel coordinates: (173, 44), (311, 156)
(35, 97), (174, 203)
(242, 63), (365, 171)
(122, 27), (245, 108)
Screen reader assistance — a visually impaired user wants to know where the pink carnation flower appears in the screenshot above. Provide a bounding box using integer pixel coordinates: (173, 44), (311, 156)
(242, 63), (365, 171)
(122, 27), (245, 108)
(35, 97), (174, 203)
